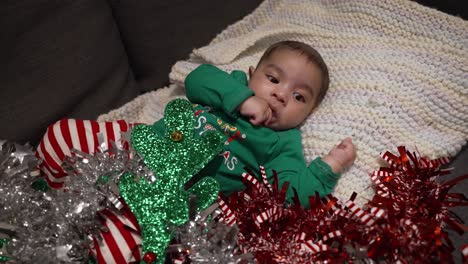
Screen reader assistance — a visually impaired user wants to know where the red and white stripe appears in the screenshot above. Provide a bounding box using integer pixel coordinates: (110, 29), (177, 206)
(255, 206), (287, 225)
(426, 156), (451, 168)
(35, 118), (141, 263)
(293, 232), (306, 242)
(218, 198), (236, 226)
(422, 153), (450, 169)
(241, 172), (261, 191)
(344, 201), (376, 226)
(301, 240), (330, 254)
(259, 165), (272, 192)
(370, 171), (390, 197)
(334, 207), (353, 219)
(371, 170), (393, 178)
(91, 209), (142, 263)
(318, 230), (342, 244)
(369, 207), (386, 219)
(36, 119), (134, 189)
(380, 151), (400, 167)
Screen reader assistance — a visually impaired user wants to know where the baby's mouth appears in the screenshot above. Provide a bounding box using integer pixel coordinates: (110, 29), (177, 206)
(265, 107), (277, 126)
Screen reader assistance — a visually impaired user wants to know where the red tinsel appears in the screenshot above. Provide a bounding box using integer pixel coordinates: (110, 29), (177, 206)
(219, 146), (468, 263)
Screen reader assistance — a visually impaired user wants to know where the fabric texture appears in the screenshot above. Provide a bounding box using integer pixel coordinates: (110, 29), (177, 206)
(0, 0), (138, 145)
(98, 0), (468, 204)
(107, 0), (264, 92)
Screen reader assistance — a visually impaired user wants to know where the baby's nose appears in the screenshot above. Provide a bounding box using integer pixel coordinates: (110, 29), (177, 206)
(272, 89), (287, 104)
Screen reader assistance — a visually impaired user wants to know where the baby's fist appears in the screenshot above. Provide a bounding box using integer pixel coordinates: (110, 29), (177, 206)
(239, 96), (272, 126)
(322, 137), (356, 173)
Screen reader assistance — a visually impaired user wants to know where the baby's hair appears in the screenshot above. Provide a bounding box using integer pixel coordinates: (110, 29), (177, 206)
(257, 40), (330, 106)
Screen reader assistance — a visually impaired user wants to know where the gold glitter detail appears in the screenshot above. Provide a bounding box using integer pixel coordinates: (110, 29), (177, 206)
(170, 130), (183, 142)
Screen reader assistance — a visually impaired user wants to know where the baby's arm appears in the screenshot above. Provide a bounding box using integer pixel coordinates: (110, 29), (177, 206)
(185, 64), (253, 118)
(321, 138), (356, 173)
(264, 130), (341, 207)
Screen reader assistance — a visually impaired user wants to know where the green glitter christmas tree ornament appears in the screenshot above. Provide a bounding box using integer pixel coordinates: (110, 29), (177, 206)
(119, 98), (224, 264)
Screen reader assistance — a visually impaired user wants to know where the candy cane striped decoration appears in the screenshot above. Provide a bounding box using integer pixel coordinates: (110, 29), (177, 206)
(370, 171), (390, 197)
(35, 118), (141, 263)
(318, 230), (343, 244)
(427, 157), (451, 168)
(344, 201), (376, 226)
(241, 172), (261, 191)
(301, 240), (330, 254)
(334, 207), (354, 219)
(380, 151), (400, 167)
(90, 209), (142, 263)
(294, 232), (306, 242)
(36, 119), (134, 189)
(420, 157), (430, 168)
(255, 206), (288, 225)
(242, 192), (251, 202)
(259, 165), (272, 192)
(369, 207), (386, 219)
(218, 198), (236, 226)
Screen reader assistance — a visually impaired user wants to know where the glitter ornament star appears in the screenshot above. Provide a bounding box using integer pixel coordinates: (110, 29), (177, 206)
(119, 98), (224, 264)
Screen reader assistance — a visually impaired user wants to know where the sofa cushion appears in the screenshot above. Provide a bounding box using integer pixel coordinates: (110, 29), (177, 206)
(108, 0), (263, 92)
(0, 0), (138, 144)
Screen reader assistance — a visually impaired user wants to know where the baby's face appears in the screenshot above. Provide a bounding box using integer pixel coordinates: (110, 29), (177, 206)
(248, 49), (323, 130)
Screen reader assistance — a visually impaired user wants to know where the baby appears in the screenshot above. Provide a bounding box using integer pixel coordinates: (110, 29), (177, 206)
(37, 40), (356, 207)
(173, 40), (356, 206)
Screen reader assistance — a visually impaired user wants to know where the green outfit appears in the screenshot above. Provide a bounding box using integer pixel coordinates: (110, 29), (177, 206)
(153, 64), (339, 207)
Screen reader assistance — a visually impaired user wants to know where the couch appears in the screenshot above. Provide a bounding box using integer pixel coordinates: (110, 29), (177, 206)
(1, 0), (263, 145)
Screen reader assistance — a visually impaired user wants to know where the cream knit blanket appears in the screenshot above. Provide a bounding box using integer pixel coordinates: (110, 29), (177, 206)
(98, 0), (468, 204)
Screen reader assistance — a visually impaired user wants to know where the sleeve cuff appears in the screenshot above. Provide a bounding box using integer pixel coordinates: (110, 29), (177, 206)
(224, 88), (254, 118)
(310, 157), (341, 184)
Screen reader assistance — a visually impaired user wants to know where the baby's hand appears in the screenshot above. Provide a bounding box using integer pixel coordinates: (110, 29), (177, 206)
(322, 137), (356, 173)
(239, 96), (272, 126)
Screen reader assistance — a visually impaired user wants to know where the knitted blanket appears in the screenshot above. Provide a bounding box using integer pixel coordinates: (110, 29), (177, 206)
(98, 0), (468, 204)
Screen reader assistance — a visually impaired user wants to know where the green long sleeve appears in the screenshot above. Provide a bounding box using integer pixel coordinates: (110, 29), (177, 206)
(185, 64), (254, 118)
(263, 129), (340, 207)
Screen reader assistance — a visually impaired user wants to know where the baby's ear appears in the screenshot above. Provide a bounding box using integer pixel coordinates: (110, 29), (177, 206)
(248, 66), (255, 78)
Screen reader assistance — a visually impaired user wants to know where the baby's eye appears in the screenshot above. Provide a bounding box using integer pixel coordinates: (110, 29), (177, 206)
(266, 75), (279, 84)
(293, 92), (305, 102)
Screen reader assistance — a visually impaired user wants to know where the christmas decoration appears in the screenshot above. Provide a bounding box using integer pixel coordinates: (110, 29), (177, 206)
(0, 140), (62, 263)
(0, 136), (151, 263)
(119, 98), (224, 263)
(1, 115), (467, 263)
(168, 201), (254, 263)
(218, 147), (468, 263)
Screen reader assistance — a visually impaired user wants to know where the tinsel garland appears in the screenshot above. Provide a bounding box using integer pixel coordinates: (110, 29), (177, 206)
(217, 146), (468, 263)
(1, 138), (467, 263)
(0, 138), (152, 263)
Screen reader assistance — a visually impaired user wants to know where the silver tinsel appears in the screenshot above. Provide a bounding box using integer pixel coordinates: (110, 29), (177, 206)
(0, 140), (60, 263)
(169, 202), (254, 264)
(58, 135), (154, 250)
(0, 135), (154, 263)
